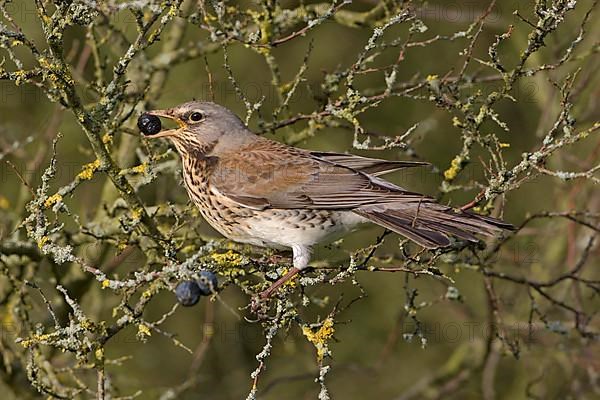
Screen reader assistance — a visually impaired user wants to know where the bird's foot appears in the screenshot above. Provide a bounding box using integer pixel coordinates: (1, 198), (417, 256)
(250, 296), (269, 319)
(250, 267), (301, 316)
(260, 266), (300, 299)
(261, 252), (292, 266)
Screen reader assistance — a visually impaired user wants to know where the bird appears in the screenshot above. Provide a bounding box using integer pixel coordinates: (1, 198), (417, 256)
(140, 101), (513, 299)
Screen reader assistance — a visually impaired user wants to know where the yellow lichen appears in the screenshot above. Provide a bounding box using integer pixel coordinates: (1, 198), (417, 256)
(130, 208), (142, 221)
(473, 201), (494, 214)
(141, 282), (160, 300)
(499, 142), (510, 148)
(280, 268), (297, 288)
(131, 163), (147, 174)
(77, 160), (101, 180)
(37, 236), (49, 249)
(302, 318), (335, 362)
(44, 193), (62, 208)
(138, 324), (151, 337)
(443, 156), (463, 181)
(13, 70), (28, 85)
(101, 280), (110, 289)
(426, 74), (439, 82)
(80, 319), (93, 330)
(210, 250), (243, 267)
(102, 133), (113, 145)
(167, 5), (177, 17)
(38, 57), (53, 70)
(95, 347), (104, 360)
(19, 333), (53, 348)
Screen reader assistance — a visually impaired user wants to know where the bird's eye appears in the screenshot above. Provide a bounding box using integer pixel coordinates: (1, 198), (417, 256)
(189, 111), (203, 122)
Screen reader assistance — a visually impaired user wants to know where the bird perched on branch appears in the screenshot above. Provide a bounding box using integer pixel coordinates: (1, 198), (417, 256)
(140, 101), (513, 299)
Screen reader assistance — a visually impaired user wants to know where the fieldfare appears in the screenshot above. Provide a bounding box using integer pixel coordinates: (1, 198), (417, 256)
(140, 101), (513, 298)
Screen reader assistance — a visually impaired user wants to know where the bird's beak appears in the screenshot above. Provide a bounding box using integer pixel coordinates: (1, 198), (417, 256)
(143, 109), (187, 138)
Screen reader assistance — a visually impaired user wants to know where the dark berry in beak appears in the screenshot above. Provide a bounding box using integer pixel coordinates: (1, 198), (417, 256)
(138, 113), (162, 135)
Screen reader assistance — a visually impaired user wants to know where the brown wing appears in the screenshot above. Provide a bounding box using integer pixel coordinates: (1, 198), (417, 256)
(310, 151), (429, 176)
(210, 139), (425, 210)
(211, 138), (513, 248)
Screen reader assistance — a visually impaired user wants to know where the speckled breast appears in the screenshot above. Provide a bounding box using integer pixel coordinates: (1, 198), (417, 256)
(181, 156), (256, 241)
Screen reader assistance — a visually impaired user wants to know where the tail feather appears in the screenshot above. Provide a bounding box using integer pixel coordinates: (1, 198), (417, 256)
(355, 202), (513, 249)
(360, 211), (451, 248)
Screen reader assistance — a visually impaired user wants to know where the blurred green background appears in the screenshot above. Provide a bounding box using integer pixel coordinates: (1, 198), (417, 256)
(1, 1), (599, 399)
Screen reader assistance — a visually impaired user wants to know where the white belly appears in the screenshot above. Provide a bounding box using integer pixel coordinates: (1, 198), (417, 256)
(241, 210), (367, 249)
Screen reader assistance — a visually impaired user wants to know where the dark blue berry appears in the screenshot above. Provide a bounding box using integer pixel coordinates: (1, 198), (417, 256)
(197, 270), (218, 296)
(175, 281), (201, 306)
(137, 113), (162, 135)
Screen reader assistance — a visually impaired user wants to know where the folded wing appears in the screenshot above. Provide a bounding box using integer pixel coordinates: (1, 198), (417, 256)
(212, 139), (422, 209)
(211, 138), (513, 248)
(310, 151), (429, 176)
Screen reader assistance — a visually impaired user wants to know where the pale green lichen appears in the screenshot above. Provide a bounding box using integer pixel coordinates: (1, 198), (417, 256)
(1, 1), (596, 398)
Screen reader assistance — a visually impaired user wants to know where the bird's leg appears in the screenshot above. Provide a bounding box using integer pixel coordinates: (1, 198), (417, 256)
(263, 251), (292, 265)
(258, 267), (300, 299)
(257, 245), (311, 299)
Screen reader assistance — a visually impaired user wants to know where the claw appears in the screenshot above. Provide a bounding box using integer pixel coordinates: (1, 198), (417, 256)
(258, 267), (300, 299)
(248, 266), (301, 317)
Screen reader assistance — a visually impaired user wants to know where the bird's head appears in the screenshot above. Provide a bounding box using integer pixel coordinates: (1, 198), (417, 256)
(141, 101), (251, 155)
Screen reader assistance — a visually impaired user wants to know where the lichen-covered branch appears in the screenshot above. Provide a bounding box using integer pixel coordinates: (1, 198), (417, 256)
(1, 1), (598, 399)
